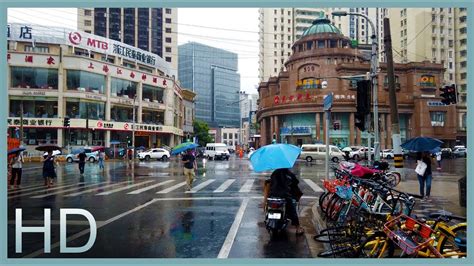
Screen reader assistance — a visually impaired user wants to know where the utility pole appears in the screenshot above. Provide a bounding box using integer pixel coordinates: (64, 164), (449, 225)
(384, 18), (404, 171)
(20, 100), (24, 146)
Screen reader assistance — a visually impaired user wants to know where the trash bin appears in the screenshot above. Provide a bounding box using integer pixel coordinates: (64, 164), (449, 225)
(458, 176), (466, 207)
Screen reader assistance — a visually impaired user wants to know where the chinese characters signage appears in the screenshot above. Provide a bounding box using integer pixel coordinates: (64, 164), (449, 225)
(274, 93), (355, 105)
(280, 127), (311, 135)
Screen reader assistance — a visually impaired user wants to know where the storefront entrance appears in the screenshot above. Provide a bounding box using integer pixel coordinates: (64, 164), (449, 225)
(135, 136), (150, 148)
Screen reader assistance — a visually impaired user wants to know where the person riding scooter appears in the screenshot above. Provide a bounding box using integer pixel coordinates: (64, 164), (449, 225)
(267, 168), (304, 235)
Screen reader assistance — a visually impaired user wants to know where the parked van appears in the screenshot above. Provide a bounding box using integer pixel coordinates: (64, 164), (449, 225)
(300, 144), (344, 162)
(205, 143), (230, 160)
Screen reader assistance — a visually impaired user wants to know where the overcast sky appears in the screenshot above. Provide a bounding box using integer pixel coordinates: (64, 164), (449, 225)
(7, 8), (260, 94)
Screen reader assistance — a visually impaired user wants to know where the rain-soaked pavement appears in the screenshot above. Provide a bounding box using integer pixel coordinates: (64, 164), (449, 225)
(7, 155), (466, 258)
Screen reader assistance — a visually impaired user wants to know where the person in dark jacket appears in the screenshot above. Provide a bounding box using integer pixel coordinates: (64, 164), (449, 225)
(78, 151), (87, 175)
(269, 168), (304, 235)
(42, 151), (57, 188)
(416, 151), (433, 200)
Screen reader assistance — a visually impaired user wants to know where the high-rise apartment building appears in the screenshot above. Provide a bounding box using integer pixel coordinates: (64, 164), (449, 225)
(77, 8), (178, 72)
(258, 7), (387, 82)
(178, 42), (241, 128)
(258, 8), (326, 81)
(454, 7), (467, 142)
(389, 8), (456, 84)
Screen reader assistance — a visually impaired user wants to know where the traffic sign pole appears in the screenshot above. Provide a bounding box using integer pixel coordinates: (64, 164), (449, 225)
(324, 93), (333, 179)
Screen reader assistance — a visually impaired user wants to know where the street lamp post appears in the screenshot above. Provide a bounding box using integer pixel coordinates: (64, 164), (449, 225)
(332, 11), (380, 162)
(132, 95), (137, 149)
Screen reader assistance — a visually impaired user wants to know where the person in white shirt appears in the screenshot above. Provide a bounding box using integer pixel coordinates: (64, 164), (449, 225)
(436, 151), (442, 170)
(9, 152), (24, 189)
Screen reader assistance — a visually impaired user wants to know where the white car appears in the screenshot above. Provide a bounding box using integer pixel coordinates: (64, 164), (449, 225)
(138, 148), (170, 161)
(205, 143), (230, 160)
(350, 147), (375, 160)
(381, 149), (394, 159)
(299, 144), (344, 163)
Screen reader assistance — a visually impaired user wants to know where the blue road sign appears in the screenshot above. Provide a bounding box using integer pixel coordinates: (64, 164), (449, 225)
(324, 93), (333, 111)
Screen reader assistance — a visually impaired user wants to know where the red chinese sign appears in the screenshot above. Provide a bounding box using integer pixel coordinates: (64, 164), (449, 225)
(88, 62), (94, 69)
(47, 56), (55, 65)
(102, 65), (109, 73)
(117, 68), (123, 75)
(24, 55), (33, 63)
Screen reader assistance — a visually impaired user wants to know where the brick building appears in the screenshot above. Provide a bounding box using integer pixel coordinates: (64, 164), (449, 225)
(257, 18), (458, 148)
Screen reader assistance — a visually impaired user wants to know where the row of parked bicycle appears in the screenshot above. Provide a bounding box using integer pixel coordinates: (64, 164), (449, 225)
(313, 162), (466, 258)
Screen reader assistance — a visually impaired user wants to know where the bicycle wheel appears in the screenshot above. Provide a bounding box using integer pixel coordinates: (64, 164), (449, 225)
(324, 193), (342, 218)
(328, 197), (347, 222)
(319, 192), (332, 213)
(437, 223), (467, 258)
(359, 231), (395, 258)
(384, 173), (401, 188)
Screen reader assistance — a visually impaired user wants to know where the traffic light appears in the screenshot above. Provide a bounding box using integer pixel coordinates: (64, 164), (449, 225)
(63, 117), (70, 127)
(355, 80), (370, 132)
(355, 113), (365, 131)
(440, 84), (458, 105)
(126, 136), (131, 146)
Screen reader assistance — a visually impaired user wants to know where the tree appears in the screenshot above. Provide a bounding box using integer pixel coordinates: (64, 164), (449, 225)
(193, 120), (213, 147)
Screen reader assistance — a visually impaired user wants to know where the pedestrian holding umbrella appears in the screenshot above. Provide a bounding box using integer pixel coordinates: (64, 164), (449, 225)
(8, 147), (25, 189)
(401, 136), (443, 152)
(36, 145), (62, 188)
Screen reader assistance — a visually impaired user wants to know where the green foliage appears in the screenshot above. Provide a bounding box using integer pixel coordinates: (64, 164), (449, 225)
(193, 120), (213, 147)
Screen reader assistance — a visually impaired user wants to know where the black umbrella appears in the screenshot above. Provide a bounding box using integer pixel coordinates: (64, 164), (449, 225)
(35, 144), (62, 152)
(8, 147), (25, 155)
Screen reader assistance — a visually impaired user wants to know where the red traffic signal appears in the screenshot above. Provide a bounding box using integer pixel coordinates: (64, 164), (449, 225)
(440, 84), (457, 105)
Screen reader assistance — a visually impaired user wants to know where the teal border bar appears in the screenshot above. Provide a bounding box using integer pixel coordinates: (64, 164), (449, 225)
(1, 0), (472, 266)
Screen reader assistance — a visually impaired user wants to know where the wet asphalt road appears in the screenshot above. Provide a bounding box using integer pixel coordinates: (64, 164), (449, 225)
(7, 156), (466, 258)
(8, 156), (323, 258)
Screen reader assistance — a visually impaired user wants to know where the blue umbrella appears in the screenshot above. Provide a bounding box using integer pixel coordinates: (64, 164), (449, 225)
(249, 144), (301, 172)
(8, 147), (25, 155)
(430, 146), (441, 154)
(171, 142), (199, 155)
(401, 137), (443, 152)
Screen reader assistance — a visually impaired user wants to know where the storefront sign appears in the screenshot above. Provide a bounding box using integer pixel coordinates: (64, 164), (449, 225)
(280, 127), (311, 136)
(427, 101), (448, 107)
(7, 117), (62, 127)
(7, 23), (177, 77)
(85, 94), (107, 101)
(274, 93), (355, 105)
(296, 79), (323, 90)
(21, 90), (46, 96)
(419, 74), (436, 88)
(142, 101), (165, 109)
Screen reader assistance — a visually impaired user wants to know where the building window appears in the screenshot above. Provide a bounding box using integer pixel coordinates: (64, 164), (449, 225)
(460, 50), (467, 57)
(223, 133), (228, 139)
(66, 99), (105, 120)
(11, 67), (58, 89)
(66, 70), (105, 93)
(274, 9), (277, 14)
(24, 45), (49, 53)
(165, 57), (172, 62)
(449, 62), (453, 69)
(84, 9), (92, 16)
(111, 105), (133, 122)
(317, 40), (325, 48)
(165, 37), (172, 43)
(274, 68), (277, 73)
(307, 41), (313, 50)
(142, 109), (164, 125)
(449, 73), (453, 80)
(142, 84), (164, 103)
(165, 8), (172, 14)
(110, 78), (137, 98)
(165, 47), (172, 53)
(460, 61), (466, 68)
(430, 111), (445, 127)
(274, 34), (277, 40)
(165, 18), (171, 23)
(460, 27), (467, 34)
(460, 73), (466, 80)
(9, 99), (58, 118)
(288, 36), (291, 41)
(165, 28), (172, 33)
(84, 20), (92, 26)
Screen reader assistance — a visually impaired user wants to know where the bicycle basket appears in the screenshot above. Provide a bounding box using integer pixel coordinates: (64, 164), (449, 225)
(335, 185), (353, 200)
(383, 215), (434, 255)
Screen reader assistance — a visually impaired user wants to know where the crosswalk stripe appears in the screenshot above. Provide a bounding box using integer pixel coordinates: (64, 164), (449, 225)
(156, 182), (187, 194)
(127, 180), (175, 194)
(95, 180), (156, 196)
(30, 182), (108, 198)
(213, 179), (236, 193)
(303, 179), (324, 192)
(64, 181), (132, 197)
(239, 179), (255, 193)
(8, 183), (86, 199)
(185, 179), (216, 193)
(8, 184), (53, 195)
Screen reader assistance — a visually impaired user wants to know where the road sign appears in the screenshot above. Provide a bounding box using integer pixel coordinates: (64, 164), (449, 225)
(324, 93), (333, 111)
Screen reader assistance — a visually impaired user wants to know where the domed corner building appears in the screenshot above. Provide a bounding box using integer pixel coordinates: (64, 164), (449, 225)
(257, 17), (458, 148)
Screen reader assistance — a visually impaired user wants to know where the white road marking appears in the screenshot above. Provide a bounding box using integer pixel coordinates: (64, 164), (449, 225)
(303, 179), (324, 192)
(185, 179), (216, 193)
(8, 184), (52, 194)
(156, 181), (187, 194)
(213, 179), (236, 193)
(30, 182), (108, 198)
(64, 181), (131, 197)
(127, 180), (175, 194)
(24, 198), (160, 258)
(8, 183), (86, 199)
(217, 198), (250, 258)
(239, 179), (255, 193)
(96, 180), (156, 196)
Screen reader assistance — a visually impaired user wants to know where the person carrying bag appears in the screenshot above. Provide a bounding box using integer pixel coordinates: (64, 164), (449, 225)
(415, 152), (433, 200)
